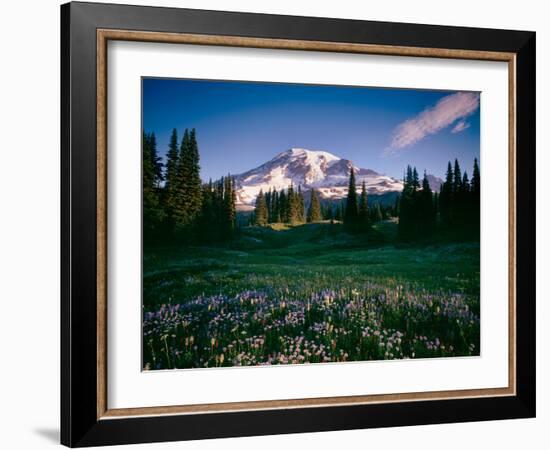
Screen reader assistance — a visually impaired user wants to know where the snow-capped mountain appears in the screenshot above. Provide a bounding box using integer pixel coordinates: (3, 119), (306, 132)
(232, 148), (420, 210)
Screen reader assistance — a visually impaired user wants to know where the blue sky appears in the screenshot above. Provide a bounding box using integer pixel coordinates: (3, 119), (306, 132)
(142, 78), (480, 181)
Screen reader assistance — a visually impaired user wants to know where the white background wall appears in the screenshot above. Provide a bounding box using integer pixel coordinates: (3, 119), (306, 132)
(0, 0), (546, 448)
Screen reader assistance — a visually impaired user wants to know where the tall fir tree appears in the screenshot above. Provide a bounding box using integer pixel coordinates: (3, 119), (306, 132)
(173, 128), (203, 231)
(457, 171), (470, 227)
(439, 161), (454, 227)
(164, 128), (180, 225)
(222, 175), (237, 237)
(412, 167), (420, 191)
(344, 167), (358, 227)
(461, 172), (470, 195)
(215, 176), (225, 230)
(187, 129), (203, 221)
(198, 179), (216, 241)
(279, 190), (288, 223)
(398, 165), (417, 240)
(143, 132), (164, 237)
(419, 171), (435, 235)
(472, 158), (480, 198)
(471, 158), (481, 231)
(173, 129), (191, 227)
(453, 159), (462, 193)
(148, 132), (162, 188)
(406, 165), (413, 186)
(285, 184), (303, 224)
(271, 189), (280, 223)
(358, 181), (369, 228)
(254, 189), (268, 226)
(306, 189), (322, 222)
(265, 189), (272, 222)
(297, 185), (306, 223)
(142, 132), (155, 208)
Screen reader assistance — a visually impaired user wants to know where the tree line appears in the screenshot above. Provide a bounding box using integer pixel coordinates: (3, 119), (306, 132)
(250, 157), (480, 242)
(440, 158), (480, 231)
(341, 168), (384, 232)
(142, 128), (237, 243)
(253, 185), (306, 225)
(397, 166), (437, 241)
(147, 130), (479, 243)
(397, 158), (480, 241)
(252, 172), (392, 228)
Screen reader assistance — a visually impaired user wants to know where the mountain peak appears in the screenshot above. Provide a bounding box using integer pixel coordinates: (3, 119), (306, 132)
(279, 147), (341, 162)
(232, 148), (408, 209)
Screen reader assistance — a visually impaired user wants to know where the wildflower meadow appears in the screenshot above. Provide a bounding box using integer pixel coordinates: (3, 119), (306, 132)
(143, 223), (480, 370)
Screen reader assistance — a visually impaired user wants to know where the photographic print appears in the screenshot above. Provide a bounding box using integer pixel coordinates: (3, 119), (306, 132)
(62, 7), (535, 444)
(142, 78), (481, 370)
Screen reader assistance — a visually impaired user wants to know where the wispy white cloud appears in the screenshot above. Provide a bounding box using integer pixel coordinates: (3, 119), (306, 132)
(385, 92), (479, 155)
(451, 120), (471, 133)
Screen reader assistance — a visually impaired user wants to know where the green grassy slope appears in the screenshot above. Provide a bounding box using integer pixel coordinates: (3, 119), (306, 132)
(144, 221), (479, 309)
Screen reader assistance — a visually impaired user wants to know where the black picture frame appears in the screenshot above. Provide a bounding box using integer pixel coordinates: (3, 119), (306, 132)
(61, 1), (535, 447)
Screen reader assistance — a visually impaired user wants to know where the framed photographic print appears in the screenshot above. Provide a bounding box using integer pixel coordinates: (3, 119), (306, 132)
(61, 1), (536, 447)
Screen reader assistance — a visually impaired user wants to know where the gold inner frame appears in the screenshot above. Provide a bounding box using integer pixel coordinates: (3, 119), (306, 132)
(96, 29), (517, 420)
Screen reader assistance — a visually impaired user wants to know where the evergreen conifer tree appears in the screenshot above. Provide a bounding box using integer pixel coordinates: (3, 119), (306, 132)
(254, 190), (268, 226)
(344, 167), (358, 227)
(453, 159), (462, 193)
(419, 171), (435, 235)
(143, 132), (155, 205)
(406, 166), (413, 186)
(471, 158), (481, 231)
(164, 129), (180, 226)
(287, 184), (295, 223)
(456, 171), (470, 228)
(215, 176), (225, 228)
(222, 175), (236, 237)
(279, 190), (288, 223)
(472, 158), (480, 197)
(143, 133), (160, 234)
(173, 128), (203, 231)
(398, 165), (416, 240)
(272, 188), (280, 223)
(265, 189), (272, 223)
(186, 129), (203, 220)
(412, 167), (420, 191)
(306, 189), (322, 222)
(198, 179), (216, 241)
(358, 181), (369, 229)
(464, 169), (470, 188)
(148, 132), (162, 188)
(439, 161), (454, 227)
(173, 129), (190, 227)
(297, 185), (306, 223)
